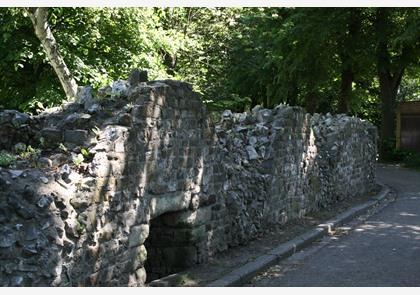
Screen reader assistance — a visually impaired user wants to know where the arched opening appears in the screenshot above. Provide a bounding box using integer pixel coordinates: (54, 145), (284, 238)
(144, 210), (208, 283)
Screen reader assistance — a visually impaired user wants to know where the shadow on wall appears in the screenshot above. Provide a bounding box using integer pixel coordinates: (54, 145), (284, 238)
(0, 77), (378, 286)
(0, 79), (219, 286)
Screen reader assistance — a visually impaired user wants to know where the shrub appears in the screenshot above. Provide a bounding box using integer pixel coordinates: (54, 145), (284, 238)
(0, 152), (16, 167)
(403, 151), (420, 169)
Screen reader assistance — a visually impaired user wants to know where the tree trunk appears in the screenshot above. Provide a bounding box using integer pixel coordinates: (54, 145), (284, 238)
(337, 68), (353, 114)
(337, 9), (360, 114)
(375, 8), (405, 156)
(305, 90), (317, 114)
(286, 82), (298, 106)
(26, 8), (78, 99)
(378, 69), (404, 142)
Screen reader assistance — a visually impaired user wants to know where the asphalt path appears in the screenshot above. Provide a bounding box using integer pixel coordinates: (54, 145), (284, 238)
(248, 164), (420, 286)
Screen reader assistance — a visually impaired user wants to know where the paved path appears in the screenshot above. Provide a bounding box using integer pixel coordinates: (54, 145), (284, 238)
(247, 164), (420, 286)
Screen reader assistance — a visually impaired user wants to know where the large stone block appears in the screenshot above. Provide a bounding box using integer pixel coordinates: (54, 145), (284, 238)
(128, 224), (149, 248)
(161, 207), (212, 228)
(64, 129), (89, 145)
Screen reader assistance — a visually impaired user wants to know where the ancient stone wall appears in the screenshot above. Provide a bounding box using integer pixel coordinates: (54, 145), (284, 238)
(0, 78), (377, 286)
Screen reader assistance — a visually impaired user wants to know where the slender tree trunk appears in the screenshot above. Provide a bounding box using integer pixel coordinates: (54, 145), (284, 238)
(378, 69), (404, 142)
(338, 68), (353, 113)
(305, 90), (317, 114)
(286, 82), (298, 106)
(375, 8), (405, 157)
(26, 8), (78, 99)
(337, 9), (361, 114)
(375, 8), (405, 156)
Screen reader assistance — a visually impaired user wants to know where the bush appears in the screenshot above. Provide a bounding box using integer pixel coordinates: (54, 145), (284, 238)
(0, 152), (16, 167)
(403, 151), (420, 168)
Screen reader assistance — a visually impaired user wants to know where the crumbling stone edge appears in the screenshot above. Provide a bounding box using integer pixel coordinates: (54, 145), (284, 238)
(203, 183), (392, 287)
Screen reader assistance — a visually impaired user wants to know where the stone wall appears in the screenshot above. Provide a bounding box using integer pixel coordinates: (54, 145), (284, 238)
(0, 77), (377, 286)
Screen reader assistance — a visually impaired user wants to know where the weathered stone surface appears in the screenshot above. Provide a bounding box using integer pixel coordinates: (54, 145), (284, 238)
(128, 224), (150, 248)
(40, 128), (62, 144)
(0, 78), (376, 287)
(64, 129), (89, 145)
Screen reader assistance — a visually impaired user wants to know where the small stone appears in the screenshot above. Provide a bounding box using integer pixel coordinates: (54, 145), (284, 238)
(111, 80), (129, 98)
(9, 170), (23, 179)
(50, 153), (68, 167)
(37, 195), (53, 208)
(23, 243), (38, 255)
(40, 176), (49, 184)
(65, 218), (79, 237)
(222, 110), (232, 118)
(189, 194), (200, 211)
(249, 136), (257, 146)
(60, 164), (71, 181)
(64, 113), (92, 127)
(24, 225), (39, 241)
(12, 112), (30, 126)
(0, 228), (16, 248)
(117, 113), (132, 126)
(87, 103), (100, 114)
(135, 267), (147, 285)
(245, 145), (259, 160)
(10, 276), (23, 287)
(38, 157), (52, 168)
(76, 86), (96, 112)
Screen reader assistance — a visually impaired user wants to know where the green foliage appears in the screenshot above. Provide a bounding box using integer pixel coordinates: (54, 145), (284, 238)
(72, 153), (84, 167)
(380, 138), (420, 169)
(403, 151), (420, 169)
(19, 145), (41, 162)
(80, 147), (93, 162)
(0, 152), (16, 167)
(0, 7), (418, 140)
(58, 143), (68, 154)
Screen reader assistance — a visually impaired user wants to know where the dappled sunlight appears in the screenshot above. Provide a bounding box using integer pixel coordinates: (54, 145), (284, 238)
(399, 212), (418, 217)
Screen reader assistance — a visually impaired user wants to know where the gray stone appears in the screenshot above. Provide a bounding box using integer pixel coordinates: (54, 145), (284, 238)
(87, 103), (101, 114)
(0, 79), (377, 287)
(111, 80), (129, 98)
(64, 129), (88, 145)
(0, 228), (16, 248)
(37, 195), (53, 208)
(10, 276), (23, 286)
(135, 267), (147, 285)
(117, 113), (132, 126)
(9, 170), (23, 179)
(12, 111), (30, 126)
(222, 110), (232, 118)
(76, 86), (96, 112)
(40, 128), (63, 144)
(245, 145), (259, 160)
(128, 224), (149, 248)
(60, 164), (71, 181)
(38, 157), (52, 168)
(39, 176), (49, 184)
